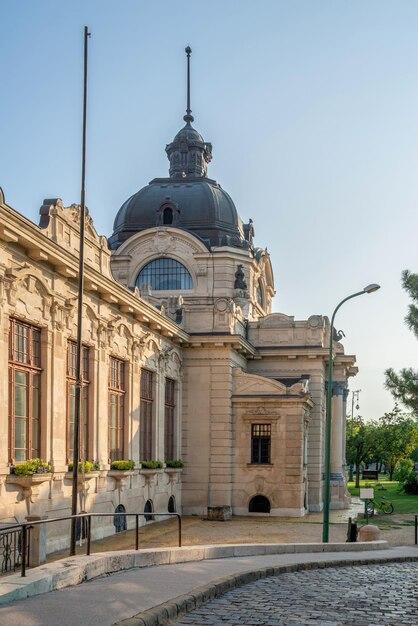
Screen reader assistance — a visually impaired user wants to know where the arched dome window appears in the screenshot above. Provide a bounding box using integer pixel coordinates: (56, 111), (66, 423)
(163, 207), (173, 225)
(136, 258), (193, 291)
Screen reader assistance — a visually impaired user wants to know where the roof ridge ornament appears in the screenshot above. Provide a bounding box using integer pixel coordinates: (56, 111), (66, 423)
(184, 46), (194, 125)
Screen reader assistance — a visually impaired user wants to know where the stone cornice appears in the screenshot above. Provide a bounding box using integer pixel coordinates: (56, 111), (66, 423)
(0, 203), (189, 344)
(184, 333), (257, 357)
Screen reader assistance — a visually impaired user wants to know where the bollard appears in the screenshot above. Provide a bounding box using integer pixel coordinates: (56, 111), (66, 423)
(346, 517), (357, 542)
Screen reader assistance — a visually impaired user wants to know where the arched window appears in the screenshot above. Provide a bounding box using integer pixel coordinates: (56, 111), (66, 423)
(114, 504), (127, 533)
(256, 279), (264, 309)
(163, 207), (173, 224)
(136, 259), (193, 291)
(249, 495), (271, 513)
(168, 495), (176, 513)
(144, 499), (154, 522)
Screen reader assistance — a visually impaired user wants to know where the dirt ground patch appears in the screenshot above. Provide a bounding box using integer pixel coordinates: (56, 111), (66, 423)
(50, 512), (417, 562)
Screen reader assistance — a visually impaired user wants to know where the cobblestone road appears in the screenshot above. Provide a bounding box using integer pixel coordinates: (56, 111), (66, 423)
(173, 562), (418, 626)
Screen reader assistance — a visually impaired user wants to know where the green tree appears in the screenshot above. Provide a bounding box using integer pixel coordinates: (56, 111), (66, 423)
(346, 417), (377, 487)
(386, 270), (418, 413)
(374, 407), (418, 480)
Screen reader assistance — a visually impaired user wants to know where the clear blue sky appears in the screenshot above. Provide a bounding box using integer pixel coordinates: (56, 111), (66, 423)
(1, 0), (418, 419)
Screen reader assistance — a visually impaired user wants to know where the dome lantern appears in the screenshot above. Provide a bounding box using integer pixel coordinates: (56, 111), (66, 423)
(165, 47), (212, 179)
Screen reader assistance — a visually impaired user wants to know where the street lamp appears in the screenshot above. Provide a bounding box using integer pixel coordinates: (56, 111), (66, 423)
(322, 283), (380, 543)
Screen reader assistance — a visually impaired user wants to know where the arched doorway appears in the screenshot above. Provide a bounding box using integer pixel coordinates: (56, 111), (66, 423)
(249, 495), (271, 513)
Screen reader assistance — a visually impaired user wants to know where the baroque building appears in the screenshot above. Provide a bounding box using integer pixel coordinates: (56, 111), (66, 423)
(0, 53), (357, 549)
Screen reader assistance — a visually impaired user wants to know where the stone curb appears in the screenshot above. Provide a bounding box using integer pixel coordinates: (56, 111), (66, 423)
(0, 540), (389, 605)
(113, 555), (418, 626)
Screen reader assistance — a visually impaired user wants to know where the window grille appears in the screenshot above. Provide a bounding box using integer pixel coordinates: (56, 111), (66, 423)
(251, 423), (271, 464)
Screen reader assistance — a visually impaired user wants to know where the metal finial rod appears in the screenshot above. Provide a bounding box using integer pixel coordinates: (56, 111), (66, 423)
(184, 46), (193, 123)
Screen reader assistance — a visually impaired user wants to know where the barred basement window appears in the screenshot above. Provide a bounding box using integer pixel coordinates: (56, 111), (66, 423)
(8, 319), (42, 463)
(251, 424), (271, 464)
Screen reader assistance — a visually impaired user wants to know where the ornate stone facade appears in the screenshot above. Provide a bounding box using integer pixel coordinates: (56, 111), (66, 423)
(0, 90), (358, 550)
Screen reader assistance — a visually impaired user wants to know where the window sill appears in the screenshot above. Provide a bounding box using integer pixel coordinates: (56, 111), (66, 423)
(246, 463), (274, 468)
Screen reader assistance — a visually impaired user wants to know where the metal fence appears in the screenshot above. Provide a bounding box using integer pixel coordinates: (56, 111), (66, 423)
(0, 511), (181, 578)
(0, 525), (30, 575)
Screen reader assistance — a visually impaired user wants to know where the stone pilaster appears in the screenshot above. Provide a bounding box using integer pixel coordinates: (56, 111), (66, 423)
(330, 381), (345, 480)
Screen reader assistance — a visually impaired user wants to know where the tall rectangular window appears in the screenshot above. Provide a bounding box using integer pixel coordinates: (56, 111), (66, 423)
(251, 424), (271, 464)
(8, 319), (41, 463)
(109, 357), (125, 462)
(67, 341), (89, 462)
(164, 378), (175, 460)
(140, 369), (153, 461)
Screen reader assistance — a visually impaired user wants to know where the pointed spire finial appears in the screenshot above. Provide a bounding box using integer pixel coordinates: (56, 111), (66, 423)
(184, 46), (194, 124)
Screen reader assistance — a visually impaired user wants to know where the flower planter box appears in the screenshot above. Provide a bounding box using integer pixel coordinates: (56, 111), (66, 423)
(108, 469), (136, 490)
(6, 474), (52, 512)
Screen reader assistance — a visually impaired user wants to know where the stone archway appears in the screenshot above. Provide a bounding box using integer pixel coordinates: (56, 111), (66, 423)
(249, 495), (271, 513)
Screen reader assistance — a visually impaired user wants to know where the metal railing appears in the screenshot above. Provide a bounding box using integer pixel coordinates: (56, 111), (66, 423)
(0, 511), (181, 577)
(0, 525), (30, 574)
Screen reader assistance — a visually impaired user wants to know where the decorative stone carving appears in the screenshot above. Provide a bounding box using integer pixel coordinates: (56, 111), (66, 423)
(332, 381), (347, 397)
(333, 327), (345, 342)
(258, 313), (294, 328)
(308, 315), (321, 328)
(234, 264), (247, 290)
(6, 474), (52, 515)
(233, 369), (288, 396)
(153, 231), (175, 254)
(108, 470), (136, 492)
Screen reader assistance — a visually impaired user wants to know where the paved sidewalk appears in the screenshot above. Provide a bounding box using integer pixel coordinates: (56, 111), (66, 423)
(0, 546), (416, 626)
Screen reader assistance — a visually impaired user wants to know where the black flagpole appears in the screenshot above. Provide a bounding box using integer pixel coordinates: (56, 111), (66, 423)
(70, 25), (90, 556)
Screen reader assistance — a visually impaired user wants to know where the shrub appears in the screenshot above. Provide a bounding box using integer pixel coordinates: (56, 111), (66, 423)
(12, 458), (52, 476)
(393, 459), (414, 483)
(68, 461), (93, 473)
(165, 459), (184, 468)
(403, 472), (418, 495)
(110, 460), (135, 471)
(140, 460), (163, 470)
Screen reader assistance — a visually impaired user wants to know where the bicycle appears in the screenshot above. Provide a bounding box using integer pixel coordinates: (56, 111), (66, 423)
(365, 496), (394, 516)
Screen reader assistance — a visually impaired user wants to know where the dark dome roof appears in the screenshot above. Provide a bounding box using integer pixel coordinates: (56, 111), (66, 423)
(173, 123), (204, 144)
(109, 115), (253, 250)
(110, 48), (255, 252)
(109, 176), (246, 250)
